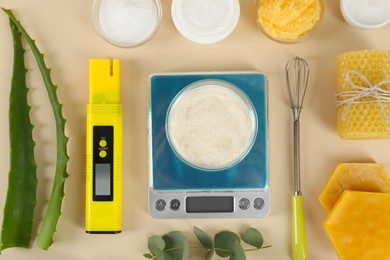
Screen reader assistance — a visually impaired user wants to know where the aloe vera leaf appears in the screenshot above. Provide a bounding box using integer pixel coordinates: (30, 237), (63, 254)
(0, 18), (37, 252)
(1, 8), (70, 250)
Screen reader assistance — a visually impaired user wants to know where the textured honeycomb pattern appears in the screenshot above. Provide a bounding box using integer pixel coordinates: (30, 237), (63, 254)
(337, 50), (390, 139)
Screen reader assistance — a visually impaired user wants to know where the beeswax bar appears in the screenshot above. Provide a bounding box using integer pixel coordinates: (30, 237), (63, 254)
(324, 191), (390, 260)
(319, 163), (390, 212)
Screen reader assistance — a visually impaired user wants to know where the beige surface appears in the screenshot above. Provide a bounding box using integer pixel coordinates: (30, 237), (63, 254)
(0, 0), (390, 259)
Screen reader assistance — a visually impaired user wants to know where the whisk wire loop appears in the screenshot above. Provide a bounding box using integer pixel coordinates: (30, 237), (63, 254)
(285, 57), (309, 120)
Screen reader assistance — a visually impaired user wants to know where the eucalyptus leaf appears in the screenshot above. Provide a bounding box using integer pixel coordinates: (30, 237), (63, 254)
(194, 227), (215, 260)
(194, 227), (214, 249)
(148, 235), (166, 256)
(162, 231), (189, 260)
(204, 249), (214, 260)
(154, 248), (168, 260)
(215, 231), (240, 257)
(143, 253), (154, 259)
(242, 228), (264, 249)
(230, 241), (246, 260)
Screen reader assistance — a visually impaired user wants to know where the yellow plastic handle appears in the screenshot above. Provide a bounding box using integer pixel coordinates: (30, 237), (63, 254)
(292, 195), (308, 260)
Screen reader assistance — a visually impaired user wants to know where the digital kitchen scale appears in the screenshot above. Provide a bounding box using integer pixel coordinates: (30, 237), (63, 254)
(148, 72), (270, 218)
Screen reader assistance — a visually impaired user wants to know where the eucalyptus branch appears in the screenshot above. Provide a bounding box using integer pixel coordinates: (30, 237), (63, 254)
(145, 227), (270, 260)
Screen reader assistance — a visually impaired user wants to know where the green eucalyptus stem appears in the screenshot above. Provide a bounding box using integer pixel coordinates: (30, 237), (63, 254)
(164, 245), (272, 253)
(244, 245), (272, 251)
(180, 245), (272, 251)
(2, 8), (69, 250)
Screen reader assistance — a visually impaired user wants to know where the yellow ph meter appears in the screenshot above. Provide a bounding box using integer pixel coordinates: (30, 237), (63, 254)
(86, 59), (122, 233)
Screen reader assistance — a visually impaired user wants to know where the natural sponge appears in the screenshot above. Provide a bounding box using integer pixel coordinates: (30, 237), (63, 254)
(319, 163), (390, 212)
(336, 50), (390, 139)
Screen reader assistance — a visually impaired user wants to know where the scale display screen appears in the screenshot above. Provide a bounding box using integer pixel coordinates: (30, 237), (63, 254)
(186, 196), (234, 213)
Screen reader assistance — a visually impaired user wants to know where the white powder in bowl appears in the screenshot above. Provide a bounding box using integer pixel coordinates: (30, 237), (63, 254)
(167, 82), (257, 170)
(96, 0), (161, 46)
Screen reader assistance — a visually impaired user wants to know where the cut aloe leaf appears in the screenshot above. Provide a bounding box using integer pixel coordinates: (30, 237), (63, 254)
(0, 17), (37, 252)
(2, 8), (69, 250)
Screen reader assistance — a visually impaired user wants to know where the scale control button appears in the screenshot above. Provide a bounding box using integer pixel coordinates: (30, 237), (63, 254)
(253, 198), (265, 210)
(99, 139), (107, 147)
(155, 199), (166, 211)
(238, 198), (250, 210)
(99, 150), (107, 158)
(170, 199), (180, 211)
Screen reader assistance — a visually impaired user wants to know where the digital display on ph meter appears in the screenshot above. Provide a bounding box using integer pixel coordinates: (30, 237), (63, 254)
(95, 163), (111, 196)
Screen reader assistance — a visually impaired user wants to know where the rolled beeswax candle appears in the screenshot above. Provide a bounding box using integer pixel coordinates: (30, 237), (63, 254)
(336, 50), (390, 139)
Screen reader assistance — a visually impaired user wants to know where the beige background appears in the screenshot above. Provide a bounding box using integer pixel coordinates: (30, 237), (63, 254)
(0, 0), (390, 259)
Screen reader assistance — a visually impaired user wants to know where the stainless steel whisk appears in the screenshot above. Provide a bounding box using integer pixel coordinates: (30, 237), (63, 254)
(285, 56), (309, 260)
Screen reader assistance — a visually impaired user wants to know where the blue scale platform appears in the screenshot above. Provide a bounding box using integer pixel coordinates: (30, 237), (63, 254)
(149, 72), (268, 191)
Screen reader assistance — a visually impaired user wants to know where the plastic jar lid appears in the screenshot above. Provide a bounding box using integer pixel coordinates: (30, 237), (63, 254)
(171, 0), (240, 44)
(166, 80), (258, 171)
(92, 0), (162, 47)
(340, 0), (390, 29)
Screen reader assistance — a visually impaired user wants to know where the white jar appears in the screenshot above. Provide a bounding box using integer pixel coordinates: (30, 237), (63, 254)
(171, 0), (240, 44)
(340, 0), (390, 29)
(93, 0), (162, 47)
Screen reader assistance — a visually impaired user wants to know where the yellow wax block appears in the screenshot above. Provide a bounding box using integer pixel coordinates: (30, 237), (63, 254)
(337, 50), (390, 139)
(319, 163), (390, 213)
(256, 0), (322, 41)
(324, 191), (390, 260)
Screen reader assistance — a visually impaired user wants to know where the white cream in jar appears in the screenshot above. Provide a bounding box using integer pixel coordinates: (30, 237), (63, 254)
(166, 80), (257, 171)
(341, 0), (390, 29)
(171, 0), (240, 44)
(93, 0), (162, 47)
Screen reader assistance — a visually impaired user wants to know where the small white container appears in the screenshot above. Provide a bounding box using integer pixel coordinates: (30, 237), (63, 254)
(340, 0), (390, 29)
(93, 0), (162, 47)
(171, 0), (240, 44)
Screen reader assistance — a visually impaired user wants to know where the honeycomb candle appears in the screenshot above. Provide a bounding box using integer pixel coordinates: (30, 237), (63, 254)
(93, 0), (162, 47)
(336, 50), (390, 139)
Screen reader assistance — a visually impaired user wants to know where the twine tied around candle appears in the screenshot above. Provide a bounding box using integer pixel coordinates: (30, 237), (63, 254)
(336, 70), (390, 122)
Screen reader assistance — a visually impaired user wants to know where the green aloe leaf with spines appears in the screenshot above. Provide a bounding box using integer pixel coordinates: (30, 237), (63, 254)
(2, 8), (69, 250)
(0, 17), (37, 252)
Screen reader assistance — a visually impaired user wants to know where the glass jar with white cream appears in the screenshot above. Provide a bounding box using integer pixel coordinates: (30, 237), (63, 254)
(171, 0), (240, 44)
(92, 0), (162, 47)
(340, 0), (390, 29)
(166, 80), (258, 171)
